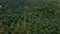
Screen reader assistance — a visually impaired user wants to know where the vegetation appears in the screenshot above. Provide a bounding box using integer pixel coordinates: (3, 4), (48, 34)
(0, 0), (60, 34)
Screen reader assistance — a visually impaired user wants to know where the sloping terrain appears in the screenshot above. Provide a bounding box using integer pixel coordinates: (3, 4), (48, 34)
(0, 0), (60, 34)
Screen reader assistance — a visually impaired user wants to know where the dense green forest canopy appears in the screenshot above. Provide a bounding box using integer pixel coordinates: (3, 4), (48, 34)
(0, 0), (60, 34)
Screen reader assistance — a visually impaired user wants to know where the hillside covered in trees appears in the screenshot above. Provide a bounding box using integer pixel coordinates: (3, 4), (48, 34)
(0, 0), (60, 34)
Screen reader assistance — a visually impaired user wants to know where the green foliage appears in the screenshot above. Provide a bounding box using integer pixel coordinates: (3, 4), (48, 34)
(0, 0), (60, 34)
